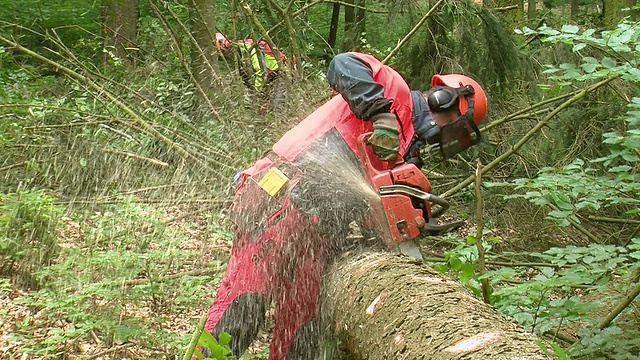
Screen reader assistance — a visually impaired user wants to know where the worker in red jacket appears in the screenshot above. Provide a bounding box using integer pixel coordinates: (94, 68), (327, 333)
(199, 52), (488, 359)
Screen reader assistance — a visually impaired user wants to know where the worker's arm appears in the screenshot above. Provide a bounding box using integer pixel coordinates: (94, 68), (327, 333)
(326, 52), (393, 120)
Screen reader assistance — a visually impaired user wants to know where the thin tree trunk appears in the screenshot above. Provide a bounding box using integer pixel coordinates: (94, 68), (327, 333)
(100, 0), (139, 69)
(188, 0), (217, 97)
(342, 0), (356, 51)
(570, 0), (579, 19)
(603, 0), (637, 27)
(528, 0), (537, 25)
(355, 0), (365, 44)
(322, 252), (554, 359)
(328, 3), (340, 50)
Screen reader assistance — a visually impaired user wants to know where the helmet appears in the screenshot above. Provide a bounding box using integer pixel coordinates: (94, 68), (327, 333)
(215, 32), (230, 49)
(422, 74), (488, 161)
(430, 74), (487, 125)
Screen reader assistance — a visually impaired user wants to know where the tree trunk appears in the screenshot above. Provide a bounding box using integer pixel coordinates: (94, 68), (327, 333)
(527, 0), (537, 26)
(570, 0), (579, 19)
(342, 0), (356, 52)
(356, 0), (365, 43)
(341, 0), (365, 52)
(603, 0), (637, 27)
(322, 252), (554, 359)
(328, 3), (340, 50)
(188, 0), (218, 97)
(100, 0), (138, 69)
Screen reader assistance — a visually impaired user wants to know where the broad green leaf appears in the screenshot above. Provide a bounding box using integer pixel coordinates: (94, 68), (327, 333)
(461, 262), (475, 278)
(218, 332), (231, 347)
(581, 62), (597, 73)
(197, 330), (219, 350)
(572, 43), (586, 52)
(433, 264), (449, 273)
(601, 57), (617, 68)
(562, 24), (580, 34)
(449, 257), (463, 271)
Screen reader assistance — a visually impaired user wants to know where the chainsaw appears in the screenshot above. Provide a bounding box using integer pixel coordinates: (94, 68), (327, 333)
(356, 133), (463, 260)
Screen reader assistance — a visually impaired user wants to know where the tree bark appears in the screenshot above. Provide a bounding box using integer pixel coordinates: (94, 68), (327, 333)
(603, 0), (637, 27)
(570, 0), (579, 20)
(100, 0), (138, 69)
(188, 0), (218, 97)
(322, 252), (554, 359)
(328, 3), (340, 50)
(342, 0), (356, 51)
(527, 0), (537, 26)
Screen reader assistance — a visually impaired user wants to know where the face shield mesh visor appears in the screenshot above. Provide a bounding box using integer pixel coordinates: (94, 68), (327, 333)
(438, 115), (480, 159)
(425, 106), (481, 161)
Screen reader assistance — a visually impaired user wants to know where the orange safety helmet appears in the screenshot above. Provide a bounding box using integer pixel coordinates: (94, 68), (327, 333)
(215, 32), (231, 50)
(429, 74), (487, 125)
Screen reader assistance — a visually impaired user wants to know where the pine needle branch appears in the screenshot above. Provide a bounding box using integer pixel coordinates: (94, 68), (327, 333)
(382, 0), (445, 64)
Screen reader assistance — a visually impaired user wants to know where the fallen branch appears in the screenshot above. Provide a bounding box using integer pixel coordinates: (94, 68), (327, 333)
(0, 162), (26, 172)
(104, 148), (169, 167)
(443, 76), (619, 198)
(0, 34), (225, 172)
(475, 159), (491, 303)
(81, 343), (133, 360)
(598, 278), (640, 330)
(588, 216), (640, 224)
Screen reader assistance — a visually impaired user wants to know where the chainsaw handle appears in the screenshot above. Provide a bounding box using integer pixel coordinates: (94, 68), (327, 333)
(357, 132), (403, 169)
(429, 194), (449, 218)
(378, 185), (450, 218)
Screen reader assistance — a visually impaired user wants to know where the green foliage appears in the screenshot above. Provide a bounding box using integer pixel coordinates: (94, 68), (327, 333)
(193, 331), (234, 360)
(4, 198), (225, 357)
(485, 239), (640, 345)
(0, 189), (62, 286)
(431, 232), (500, 296)
(0, 0), (101, 59)
(536, 339), (571, 360)
(516, 20), (640, 86)
(572, 326), (640, 360)
(398, 1), (525, 93)
(487, 95), (640, 228)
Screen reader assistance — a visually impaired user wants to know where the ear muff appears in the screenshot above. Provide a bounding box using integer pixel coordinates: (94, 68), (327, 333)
(427, 86), (459, 112)
(426, 84), (476, 113)
(431, 74), (487, 125)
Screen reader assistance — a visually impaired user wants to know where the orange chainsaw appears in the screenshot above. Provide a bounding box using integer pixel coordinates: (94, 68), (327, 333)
(356, 133), (463, 260)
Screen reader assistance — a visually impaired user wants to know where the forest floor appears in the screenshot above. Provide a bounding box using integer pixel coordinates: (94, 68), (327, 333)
(0, 204), (273, 360)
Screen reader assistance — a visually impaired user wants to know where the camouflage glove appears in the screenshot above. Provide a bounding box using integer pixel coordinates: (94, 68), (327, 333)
(367, 113), (400, 162)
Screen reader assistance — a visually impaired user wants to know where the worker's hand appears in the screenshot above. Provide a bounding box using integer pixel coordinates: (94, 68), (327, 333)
(367, 112), (400, 162)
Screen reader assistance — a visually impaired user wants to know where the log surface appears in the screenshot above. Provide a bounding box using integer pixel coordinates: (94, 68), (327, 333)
(323, 251), (553, 360)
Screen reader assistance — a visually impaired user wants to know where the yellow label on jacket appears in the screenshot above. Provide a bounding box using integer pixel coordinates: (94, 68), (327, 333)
(258, 167), (289, 197)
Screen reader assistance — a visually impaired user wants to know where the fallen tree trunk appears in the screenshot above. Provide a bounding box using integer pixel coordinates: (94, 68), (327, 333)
(322, 251), (554, 359)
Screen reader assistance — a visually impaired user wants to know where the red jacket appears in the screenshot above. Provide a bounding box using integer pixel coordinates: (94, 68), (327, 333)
(238, 52), (420, 181)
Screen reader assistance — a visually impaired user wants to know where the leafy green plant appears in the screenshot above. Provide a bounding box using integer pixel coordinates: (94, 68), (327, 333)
(195, 331), (234, 360)
(3, 196), (220, 357)
(0, 189), (62, 287)
(571, 326), (640, 360)
(430, 232), (501, 296)
(516, 20), (640, 86)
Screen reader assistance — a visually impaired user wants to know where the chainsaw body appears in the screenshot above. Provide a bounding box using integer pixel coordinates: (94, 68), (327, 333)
(356, 133), (458, 259)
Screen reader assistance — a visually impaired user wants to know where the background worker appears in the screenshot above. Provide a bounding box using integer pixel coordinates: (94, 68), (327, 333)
(215, 32), (291, 111)
(199, 51), (488, 360)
